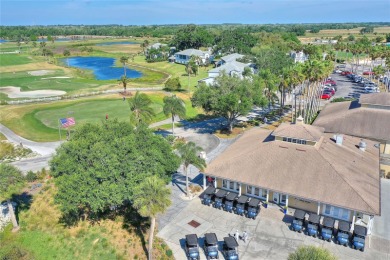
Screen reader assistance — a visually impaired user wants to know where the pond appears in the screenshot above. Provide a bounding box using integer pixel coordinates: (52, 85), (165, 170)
(63, 56), (142, 80)
(95, 41), (138, 46)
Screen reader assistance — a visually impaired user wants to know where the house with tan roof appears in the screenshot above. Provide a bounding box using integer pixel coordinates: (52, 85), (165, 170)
(204, 119), (380, 234)
(313, 93), (390, 178)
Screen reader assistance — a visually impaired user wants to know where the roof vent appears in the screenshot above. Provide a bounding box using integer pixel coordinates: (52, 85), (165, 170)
(334, 134), (343, 146)
(359, 139), (367, 151)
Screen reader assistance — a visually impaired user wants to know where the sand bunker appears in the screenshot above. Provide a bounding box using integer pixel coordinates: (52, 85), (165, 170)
(28, 70), (54, 76)
(0, 86), (66, 98)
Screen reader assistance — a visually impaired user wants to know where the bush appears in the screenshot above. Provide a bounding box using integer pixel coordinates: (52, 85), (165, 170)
(25, 171), (37, 182)
(288, 245), (337, 260)
(165, 249), (173, 257)
(164, 77), (181, 91)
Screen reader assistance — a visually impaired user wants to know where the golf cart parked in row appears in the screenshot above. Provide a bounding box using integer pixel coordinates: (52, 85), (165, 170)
(204, 233), (219, 259)
(306, 213), (321, 237)
(235, 195), (249, 216)
(291, 209), (306, 233)
(320, 217), (335, 242)
(202, 186), (216, 206)
(185, 234), (200, 260)
(351, 225), (367, 252)
(213, 190), (227, 209)
(336, 221), (351, 246)
(222, 237), (239, 260)
(224, 192), (238, 213)
(246, 198), (261, 219)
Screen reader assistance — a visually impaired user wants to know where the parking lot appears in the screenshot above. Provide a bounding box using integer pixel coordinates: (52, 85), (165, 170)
(157, 198), (390, 260)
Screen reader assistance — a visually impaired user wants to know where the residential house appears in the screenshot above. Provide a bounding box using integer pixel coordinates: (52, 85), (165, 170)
(313, 93), (390, 178)
(204, 119), (380, 234)
(173, 49), (212, 65)
(290, 51), (309, 63)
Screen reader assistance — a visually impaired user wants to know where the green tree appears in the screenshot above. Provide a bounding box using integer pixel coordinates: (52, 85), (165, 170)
(176, 142), (206, 197)
(63, 49), (70, 57)
(170, 24), (213, 50)
(347, 35), (355, 41)
(259, 69), (279, 110)
(50, 120), (180, 225)
(120, 56), (129, 77)
(133, 176), (171, 260)
(214, 28), (257, 54)
(128, 91), (155, 126)
(118, 75), (130, 93)
(288, 245), (337, 260)
(164, 77), (182, 91)
(163, 95), (186, 135)
(0, 163), (25, 231)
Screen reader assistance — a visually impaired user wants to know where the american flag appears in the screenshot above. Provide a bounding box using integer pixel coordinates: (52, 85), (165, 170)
(60, 117), (76, 128)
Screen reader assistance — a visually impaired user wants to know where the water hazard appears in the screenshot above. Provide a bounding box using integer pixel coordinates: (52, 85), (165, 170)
(63, 56), (142, 80)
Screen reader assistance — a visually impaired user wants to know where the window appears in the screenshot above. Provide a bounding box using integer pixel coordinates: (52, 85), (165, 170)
(302, 140), (307, 145)
(325, 205), (331, 214)
(229, 181), (235, 190)
(292, 139), (297, 143)
(254, 187), (260, 196)
(342, 209), (349, 219)
(261, 189), (267, 198)
(246, 185), (253, 194)
(287, 138), (292, 142)
(222, 180), (228, 189)
(283, 137), (287, 142)
(323, 204), (350, 221)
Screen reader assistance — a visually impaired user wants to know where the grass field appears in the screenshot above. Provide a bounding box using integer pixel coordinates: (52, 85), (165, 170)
(0, 184), (173, 260)
(0, 54), (32, 66)
(0, 93), (201, 141)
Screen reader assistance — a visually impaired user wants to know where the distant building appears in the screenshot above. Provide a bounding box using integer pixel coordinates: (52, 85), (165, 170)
(173, 49), (212, 65)
(290, 51), (308, 63)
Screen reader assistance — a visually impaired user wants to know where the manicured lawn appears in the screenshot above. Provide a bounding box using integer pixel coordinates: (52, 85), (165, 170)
(0, 54), (32, 66)
(0, 93), (201, 141)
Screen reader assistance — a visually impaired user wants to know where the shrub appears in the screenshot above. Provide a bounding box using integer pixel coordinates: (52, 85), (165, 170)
(25, 171), (37, 182)
(288, 245), (337, 260)
(164, 77), (182, 91)
(165, 249), (173, 257)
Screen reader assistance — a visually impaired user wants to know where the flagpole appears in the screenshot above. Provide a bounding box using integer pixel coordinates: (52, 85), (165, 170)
(58, 119), (62, 141)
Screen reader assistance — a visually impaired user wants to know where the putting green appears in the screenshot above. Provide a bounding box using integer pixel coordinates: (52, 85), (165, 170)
(35, 96), (166, 130)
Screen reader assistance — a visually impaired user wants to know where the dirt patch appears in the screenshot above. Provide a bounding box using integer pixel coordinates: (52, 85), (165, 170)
(28, 70), (54, 76)
(0, 86), (66, 98)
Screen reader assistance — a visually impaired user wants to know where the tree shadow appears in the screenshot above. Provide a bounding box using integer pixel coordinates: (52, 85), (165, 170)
(11, 192), (33, 224)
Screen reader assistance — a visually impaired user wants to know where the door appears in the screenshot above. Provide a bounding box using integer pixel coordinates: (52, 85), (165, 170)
(272, 192), (280, 204)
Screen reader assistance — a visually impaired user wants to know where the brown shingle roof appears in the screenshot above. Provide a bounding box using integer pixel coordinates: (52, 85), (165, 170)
(359, 93), (390, 107)
(272, 123), (324, 142)
(206, 128), (380, 215)
(313, 101), (390, 142)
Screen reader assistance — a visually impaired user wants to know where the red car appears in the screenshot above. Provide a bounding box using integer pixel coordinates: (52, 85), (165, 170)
(321, 92), (332, 100)
(324, 80), (337, 86)
(341, 71), (352, 76)
(324, 88), (335, 95)
(363, 71), (374, 75)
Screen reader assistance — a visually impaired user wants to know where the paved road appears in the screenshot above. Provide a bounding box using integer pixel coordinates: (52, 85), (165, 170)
(372, 179), (390, 240)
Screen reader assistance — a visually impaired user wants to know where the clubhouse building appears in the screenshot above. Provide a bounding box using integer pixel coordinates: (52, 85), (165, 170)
(203, 118), (380, 234)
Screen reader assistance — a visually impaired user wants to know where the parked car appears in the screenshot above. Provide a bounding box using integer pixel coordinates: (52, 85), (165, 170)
(246, 198), (261, 219)
(213, 190), (227, 209)
(324, 80), (337, 86)
(204, 233), (219, 259)
(222, 237), (239, 260)
(202, 186), (216, 206)
(351, 225), (367, 252)
(363, 71), (374, 75)
(323, 87), (335, 95)
(321, 92), (332, 100)
(235, 195), (249, 216)
(291, 209), (306, 233)
(364, 87), (380, 93)
(320, 217), (335, 242)
(306, 213), (321, 237)
(341, 71), (352, 76)
(224, 192), (238, 213)
(185, 234), (200, 260)
(336, 221), (351, 246)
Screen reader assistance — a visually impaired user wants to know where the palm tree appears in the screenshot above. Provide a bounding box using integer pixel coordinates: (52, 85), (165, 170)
(118, 75), (130, 93)
(128, 91), (155, 126)
(259, 69), (279, 110)
(163, 95), (186, 135)
(0, 163), (26, 232)
(185, 62), (195, 92)
(120, 56), (129, 77)
(133, 176), (171, 260)
(176, 142), (206, 197)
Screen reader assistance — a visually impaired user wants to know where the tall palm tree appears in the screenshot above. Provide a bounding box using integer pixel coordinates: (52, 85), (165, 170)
(176, 142), (206, 197)
(120, 56), (129, 77)
(163, 95), (186, 135)
(118, 75), (130, 93)
(133, 176), (171, 260)
(128, 91), (155, 126)
(0, 163), (25, 232)
(185, 62), (195, 92)
(259, 69), (279, 110)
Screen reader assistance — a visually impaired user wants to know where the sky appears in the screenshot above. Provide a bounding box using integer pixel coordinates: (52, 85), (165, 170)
(1, 0), (389, 26)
